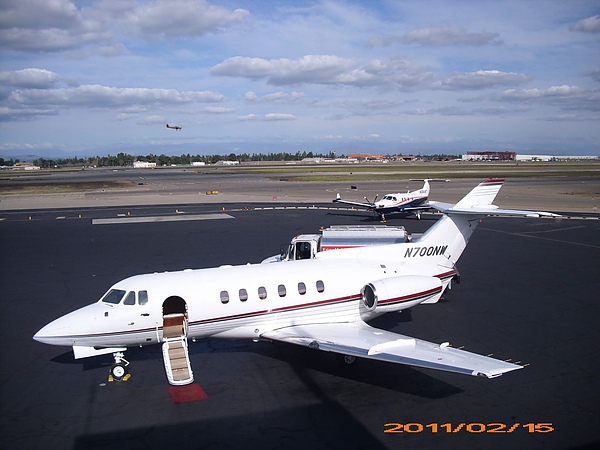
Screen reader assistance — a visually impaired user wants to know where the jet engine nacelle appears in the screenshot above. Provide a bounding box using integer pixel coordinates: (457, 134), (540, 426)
(360, 275), (443, 320)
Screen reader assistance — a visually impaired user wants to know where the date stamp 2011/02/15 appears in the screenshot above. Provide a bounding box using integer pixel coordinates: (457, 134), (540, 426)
(384, 422), (554, 434)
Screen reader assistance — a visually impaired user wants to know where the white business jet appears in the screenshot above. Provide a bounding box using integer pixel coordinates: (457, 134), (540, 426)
(33, 179), (558, 386)
(333, 179), (435, 221)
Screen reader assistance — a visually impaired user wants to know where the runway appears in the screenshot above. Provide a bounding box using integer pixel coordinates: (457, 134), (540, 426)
(0, 203), (599, 449)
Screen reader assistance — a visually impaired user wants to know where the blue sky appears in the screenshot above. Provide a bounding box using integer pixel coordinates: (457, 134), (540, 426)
(1, 0), (599, 159)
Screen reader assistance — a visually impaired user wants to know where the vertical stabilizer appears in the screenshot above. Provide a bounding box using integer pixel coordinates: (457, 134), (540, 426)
(453, 178), (504, 209)
(422, 179), (431, 196)
(415, 179), (505, 267)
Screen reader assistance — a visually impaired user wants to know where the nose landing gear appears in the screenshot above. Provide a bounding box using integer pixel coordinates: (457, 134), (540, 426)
(109, 352), (131, 382)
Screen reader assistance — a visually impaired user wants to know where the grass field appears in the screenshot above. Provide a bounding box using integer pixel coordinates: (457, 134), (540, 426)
(233, 160), (600, 181)
(1, 160), (598, 195)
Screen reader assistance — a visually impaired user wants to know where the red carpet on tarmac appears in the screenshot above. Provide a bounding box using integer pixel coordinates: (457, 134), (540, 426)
(167, 383), (208, 403)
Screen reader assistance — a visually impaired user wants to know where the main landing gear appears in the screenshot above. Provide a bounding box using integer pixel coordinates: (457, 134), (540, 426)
(342, 355), (356, 365)
(109, 352), (131, 382)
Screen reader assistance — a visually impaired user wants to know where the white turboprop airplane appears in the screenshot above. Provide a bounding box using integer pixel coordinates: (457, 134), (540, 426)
(33, 179), (558, 386)
(333, 179), (435, 220)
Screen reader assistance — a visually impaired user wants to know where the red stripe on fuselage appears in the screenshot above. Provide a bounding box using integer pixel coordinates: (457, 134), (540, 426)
(46, 271), (452, 342)
(377, 285), (442, 306)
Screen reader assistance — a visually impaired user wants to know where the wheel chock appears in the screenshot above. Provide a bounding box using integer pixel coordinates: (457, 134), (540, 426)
(123, 374), (131, 382)
(108, 375), (114, 382)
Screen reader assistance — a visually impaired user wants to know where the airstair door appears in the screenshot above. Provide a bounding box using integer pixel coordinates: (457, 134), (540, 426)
(161, 313), (194, 385)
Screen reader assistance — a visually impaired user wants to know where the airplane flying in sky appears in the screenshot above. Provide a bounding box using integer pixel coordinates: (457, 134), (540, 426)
(166, 124), (182, 130)
(332, 179), (437, 220)
(33, 179), (558, 386)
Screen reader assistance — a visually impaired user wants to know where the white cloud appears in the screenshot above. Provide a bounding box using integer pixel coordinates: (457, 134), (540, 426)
(125, 0), (249, 39)
(244, 91), (305, 102)
(500, 85), (600, 111)
(502, 85), (583, 99)
(212, 55), (434, 89)
(0, 0), (248, 53)
(0, 105), (56, 121)
(239, 114), (259, 121)
(212, 55), (356, 85)
(434, 70), (529, 90)
(116, 112), (137, 121)
(141, 115), (166, 124)
(204, 106), (232, 114)
(571, 15), (600, 33)
(239, 113), (296, 121)
(0, 0), (78, 29)
(264, 113), (295, 120)
(9, 85), (224, 108)
(0, 68), (61, 89)
(370, 27), (502, 47)
(0, 0), (118, 53)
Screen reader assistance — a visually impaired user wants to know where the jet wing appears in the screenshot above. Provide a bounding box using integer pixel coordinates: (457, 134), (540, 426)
(261, 321), (522, 378)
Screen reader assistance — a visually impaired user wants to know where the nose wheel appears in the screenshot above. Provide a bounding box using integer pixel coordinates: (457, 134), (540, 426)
(109, 352), (131, 382)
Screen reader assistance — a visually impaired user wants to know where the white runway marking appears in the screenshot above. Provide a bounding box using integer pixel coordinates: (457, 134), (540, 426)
(92, 213), (234, 225)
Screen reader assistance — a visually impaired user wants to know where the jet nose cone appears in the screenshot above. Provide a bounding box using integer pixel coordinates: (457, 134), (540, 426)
(33, 303), (100, 347)
(33, 320), (72, 345)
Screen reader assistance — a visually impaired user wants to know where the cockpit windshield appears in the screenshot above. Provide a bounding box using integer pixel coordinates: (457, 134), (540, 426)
(101, 289), (126, 304)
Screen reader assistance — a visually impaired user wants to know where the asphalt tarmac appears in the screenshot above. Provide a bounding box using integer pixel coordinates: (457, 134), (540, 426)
(1, 203), (599, 449)
(2, 167), (599, 214)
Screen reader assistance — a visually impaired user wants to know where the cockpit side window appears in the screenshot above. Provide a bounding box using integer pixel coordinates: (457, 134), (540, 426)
(123, 291), (136, 305)
(101, 289), (126, 304)
(138, 290), (148, 305)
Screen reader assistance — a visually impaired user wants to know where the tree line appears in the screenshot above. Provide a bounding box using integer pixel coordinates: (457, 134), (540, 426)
(24, 151), (338, 168)
(2, 151), (459, 169)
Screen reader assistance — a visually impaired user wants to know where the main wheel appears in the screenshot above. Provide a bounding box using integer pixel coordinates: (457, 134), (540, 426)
(343, 355), (356, 365)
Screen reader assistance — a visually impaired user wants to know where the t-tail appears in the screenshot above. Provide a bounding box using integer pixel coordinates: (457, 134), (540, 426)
(414, 178), (558, 270)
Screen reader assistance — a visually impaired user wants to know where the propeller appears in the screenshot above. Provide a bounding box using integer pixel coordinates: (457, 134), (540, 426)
(363, 194), (379, 206)
(364, 194), (381, 220)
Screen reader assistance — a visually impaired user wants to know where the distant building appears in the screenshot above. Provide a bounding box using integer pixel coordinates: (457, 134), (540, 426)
(462, 151), (516, 161)
(12, 162), (40, 170)
(516, 154), (599, 161)
(191, 161), (206, 166)
(133, 161), (157, 168)
(515, 154), (553, 162)
(392, 155), (416, 162)
(215, 160), (239, 166)
(347, 153), (385, 161)
(553, 155), (599, 160)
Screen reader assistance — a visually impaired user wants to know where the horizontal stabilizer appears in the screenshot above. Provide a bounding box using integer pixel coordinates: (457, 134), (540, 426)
(429, 201), (560, 218)
(428, 179), (560, 218)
